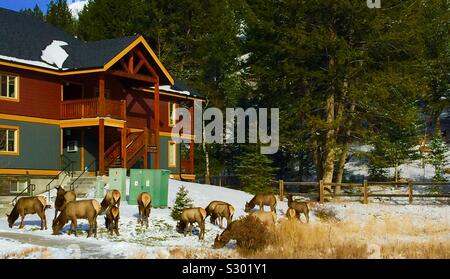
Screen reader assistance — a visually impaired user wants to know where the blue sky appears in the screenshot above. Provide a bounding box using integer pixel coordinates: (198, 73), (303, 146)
(0, 0), (74, 13)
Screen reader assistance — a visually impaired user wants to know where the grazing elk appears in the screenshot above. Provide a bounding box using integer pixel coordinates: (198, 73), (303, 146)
(213, 219), (240, 249)
(100, 189), (121, 214)
(286, 207), (297, 220)
(249, 211), (277, 226)
(176, 207), (207, 240)
(52, 199), (101, 238)
(54, 186), (76, 221)
(244, 194), (277, 213)
(205, 201), (235, 228)
(137, 192), (152, 228)
(6, 196), (49, 230)
(287, 194), (310, 223)
(105, 206), (120, 236)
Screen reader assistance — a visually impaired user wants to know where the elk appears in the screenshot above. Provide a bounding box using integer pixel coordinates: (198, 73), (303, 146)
(244, 194), (277, 213)
(205, 201), (235, 228)
(52, 199), (101, 238)
(286, 207), (297, 220)
(213, 219), (240, 249)
(105, 206), (120, 236)
(137, 192), (152, 228)
(176, 207), (207, 240)
(287, 194), (310, 223)
(100, 189), (121, 214)
(249, 210), (277, 226)
(54, 186), (76, 221)
(6, 196), (49, 230)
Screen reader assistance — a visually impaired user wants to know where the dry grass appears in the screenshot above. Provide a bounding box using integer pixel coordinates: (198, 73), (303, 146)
(0, 247), (50, 259)
(243, 215), (450, 259)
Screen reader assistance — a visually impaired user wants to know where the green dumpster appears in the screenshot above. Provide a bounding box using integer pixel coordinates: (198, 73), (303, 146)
(128, 169), (170, 207)
(95, 178), (105, 199)
(108, 168), (127, 196)
(128, 169), (144, 205)
(143, 169), (170, 208)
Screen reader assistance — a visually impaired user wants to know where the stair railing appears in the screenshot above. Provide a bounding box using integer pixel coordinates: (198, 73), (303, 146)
(69, 160), (96, 191)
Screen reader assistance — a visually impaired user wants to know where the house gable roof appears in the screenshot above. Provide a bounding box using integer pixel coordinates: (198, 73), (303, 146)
(0, 8), (173, 85)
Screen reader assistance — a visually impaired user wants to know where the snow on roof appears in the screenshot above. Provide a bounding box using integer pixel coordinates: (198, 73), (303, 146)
(0, 54), (62, 70)
(40, 40), (69, 69)
(155, 85), (191, 96)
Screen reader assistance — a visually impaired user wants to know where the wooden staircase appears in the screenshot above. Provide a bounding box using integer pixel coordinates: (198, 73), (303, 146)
(104, 129), (157, 172)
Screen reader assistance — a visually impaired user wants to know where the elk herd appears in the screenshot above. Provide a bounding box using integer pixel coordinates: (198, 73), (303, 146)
(5, 187), (310, 249)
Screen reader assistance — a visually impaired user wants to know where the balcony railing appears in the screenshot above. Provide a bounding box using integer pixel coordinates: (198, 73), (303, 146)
(61, 98), (126, 120)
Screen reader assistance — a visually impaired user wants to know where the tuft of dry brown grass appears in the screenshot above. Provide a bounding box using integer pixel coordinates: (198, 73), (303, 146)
(0, 247), (50, 259)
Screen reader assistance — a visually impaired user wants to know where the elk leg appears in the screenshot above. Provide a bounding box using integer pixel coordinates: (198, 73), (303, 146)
(114, 219), (120, 236)
(54, 209), (58, 222)
(305, 211), (309, 223)
(183, 222), (188, 237)
(138, 207), (142, 225)
(87, 219), (93, 238)
(94, 217), (98, 238)
(38, 211), (46, 230)
(72, 218), (78, 237)
(259, 203), (263, 211)
(200, 222), (205, 240)
(19, 212), (25, 229)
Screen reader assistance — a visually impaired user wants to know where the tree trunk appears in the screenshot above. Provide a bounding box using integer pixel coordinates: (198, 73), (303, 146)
(313, 143), (323, 182)
(202, 121), (211, 185)
(322, 92), (336, 185)
(394, 163), (399, 182)
(335, 142), (349, 194)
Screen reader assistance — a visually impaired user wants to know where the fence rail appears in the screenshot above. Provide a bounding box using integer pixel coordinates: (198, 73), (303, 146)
(278, 180), (450, 204)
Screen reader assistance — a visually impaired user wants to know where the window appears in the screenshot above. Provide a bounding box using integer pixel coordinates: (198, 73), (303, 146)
(168, 102), (177, 127)
(10, 180), (28, 194)
(168, 141), (177, 167)
(0, 74), (18, 100)
(0, 126), (19, 155)
(67, 140), (78, 152)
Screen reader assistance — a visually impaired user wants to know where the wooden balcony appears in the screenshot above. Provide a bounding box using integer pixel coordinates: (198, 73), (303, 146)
(60, 98), (126, 120)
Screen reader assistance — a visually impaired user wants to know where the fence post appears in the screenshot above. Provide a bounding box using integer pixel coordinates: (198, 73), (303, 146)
(319, 180), (324, 204)
(363, 180), (368, 204)
(279, 180), (284, 201)
(408, 180), (413, 204)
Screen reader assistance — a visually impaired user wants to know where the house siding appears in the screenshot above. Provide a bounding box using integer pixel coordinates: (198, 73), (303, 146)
(0, 118), (60, 170)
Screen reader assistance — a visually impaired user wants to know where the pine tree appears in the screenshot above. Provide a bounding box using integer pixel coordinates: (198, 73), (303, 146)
(429, 129), (449, 182)
(236, 149), (276, 194)
(20, 4), (44, 20)
(171, 186), (193, 221)
(46, 0), (75, 35)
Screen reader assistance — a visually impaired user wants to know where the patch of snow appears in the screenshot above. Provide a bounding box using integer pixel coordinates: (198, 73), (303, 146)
(0, 55), (61, 70)
(68, 0), (89, 19)
(41, 40), (69, 69)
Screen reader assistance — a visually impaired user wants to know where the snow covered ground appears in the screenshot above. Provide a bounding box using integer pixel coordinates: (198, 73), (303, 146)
(0, 179), (448, 259)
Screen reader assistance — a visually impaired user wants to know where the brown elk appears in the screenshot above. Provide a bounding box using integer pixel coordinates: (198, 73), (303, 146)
(137, 192), (152, 228)
(213, 219), (240, 249)
(54, 186), (76, 221)
(6, 196), (49, 230)
(287, 194), (310, 223)
(176, 207), (207, 240)
(105, 206), (120, 236)
(244, 194), (277, 213)
(52, 199), (101, 238)
(286, 207), (297, 220)
(249, 210), (277, 226)
(100, 189), (121, 214)
(205, 201), (235, 228)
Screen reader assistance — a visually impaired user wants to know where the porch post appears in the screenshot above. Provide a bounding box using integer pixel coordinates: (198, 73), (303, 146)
(99, 119), (105, 175)
(189, 140), (195, 174)
(121, 123), (127, 169)
(99, 74), (106, 117)
(154, 79), (160, 169)
(143, 127), (149, 169)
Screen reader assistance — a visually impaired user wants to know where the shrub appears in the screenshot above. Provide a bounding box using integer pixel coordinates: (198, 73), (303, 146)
(232, 215), (272, 255)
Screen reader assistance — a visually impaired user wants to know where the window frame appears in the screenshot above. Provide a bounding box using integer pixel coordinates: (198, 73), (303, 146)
(0, 72), (19, 102)
(168, 140), (177, 168)
(9, 180), (28, 194)
(168, 102), (177, 127)
(0, 125), (20, 156)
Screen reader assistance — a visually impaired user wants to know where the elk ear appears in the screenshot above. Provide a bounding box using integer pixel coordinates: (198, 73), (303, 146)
(215, 234), (220, 240)
(5, 213), (9, 218)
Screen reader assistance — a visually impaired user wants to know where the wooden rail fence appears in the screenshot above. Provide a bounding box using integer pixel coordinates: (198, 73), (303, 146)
(277, 180), (450, 204)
